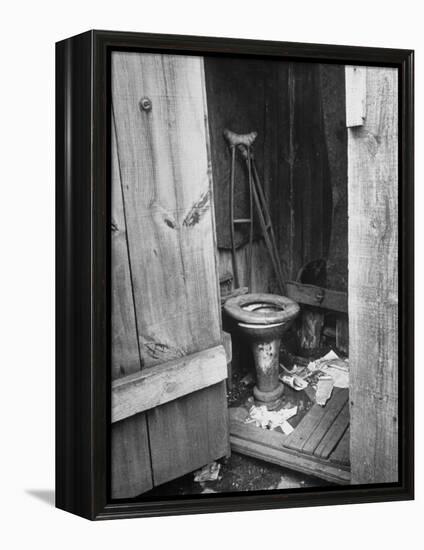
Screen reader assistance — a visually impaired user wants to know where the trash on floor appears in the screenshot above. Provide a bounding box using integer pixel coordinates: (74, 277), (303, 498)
(306, 350), (339, 373)
(194, 462), (221, 482)
(244, 404), (298, 432)
(315, 375), (334, 406)
(240, 372), (255, 387)
(284, 350), (349, 405)
(279, 372), (308, 391)
(319, 359), (349, 389)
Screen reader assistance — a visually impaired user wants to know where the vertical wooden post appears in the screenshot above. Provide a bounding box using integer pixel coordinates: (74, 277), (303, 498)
(347, 67), (398, 484)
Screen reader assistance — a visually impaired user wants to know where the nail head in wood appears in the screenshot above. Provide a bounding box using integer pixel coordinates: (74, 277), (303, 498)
(139, 97), (152, 112)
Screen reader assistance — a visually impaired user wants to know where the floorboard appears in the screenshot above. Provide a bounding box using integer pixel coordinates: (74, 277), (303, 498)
(229, 387), (351, 485)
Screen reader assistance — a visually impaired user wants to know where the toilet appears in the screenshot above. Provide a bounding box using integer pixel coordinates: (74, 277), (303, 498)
(224, 293), (300, 410)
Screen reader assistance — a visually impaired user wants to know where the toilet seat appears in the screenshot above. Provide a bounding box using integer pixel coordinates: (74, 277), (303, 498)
(223, 293), (300, 325)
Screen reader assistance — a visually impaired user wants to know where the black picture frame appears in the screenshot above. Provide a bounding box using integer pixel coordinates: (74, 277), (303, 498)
(56, 30), (414, 520)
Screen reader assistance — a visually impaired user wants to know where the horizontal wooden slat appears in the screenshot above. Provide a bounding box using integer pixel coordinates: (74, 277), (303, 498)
(286, 281), (348, 313)
(301, 389), (348, 455)
(112, 345), (227, 422)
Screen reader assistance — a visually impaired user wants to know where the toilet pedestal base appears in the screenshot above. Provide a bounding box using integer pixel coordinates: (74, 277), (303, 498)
(250, 338), (284, 411)
(253, 382), (284, 411)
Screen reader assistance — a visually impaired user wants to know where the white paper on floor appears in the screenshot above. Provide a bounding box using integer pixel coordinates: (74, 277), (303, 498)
(280, 373), (308, 391)
(194, 462), (221, 482)
(245, 404), (298, 433)
(306, 350), (349, 389)
(315, 375), (334, 406)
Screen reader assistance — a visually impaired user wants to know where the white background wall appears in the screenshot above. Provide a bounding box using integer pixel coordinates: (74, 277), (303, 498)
(0, 0), (421, 547)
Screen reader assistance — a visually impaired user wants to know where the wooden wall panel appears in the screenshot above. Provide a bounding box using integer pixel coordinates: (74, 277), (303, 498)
(111, 117), (141, 379)
(348, 67), (398, 484)
(148, 383), (229, 486)
(218, 241), (276, 293)
(111, 414), (153, 498)
(319, 64), (348, 291)
(204, 57), (274, 250)
(111, 80), (152, 501)
(205, 60), (338, 290)
(290, 63), (333, 277)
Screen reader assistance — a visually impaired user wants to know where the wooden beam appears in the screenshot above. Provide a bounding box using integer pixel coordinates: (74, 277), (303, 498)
(348, 67), (398, 484)
(112, 345), (227, 422)
(286, 281), (348, 313)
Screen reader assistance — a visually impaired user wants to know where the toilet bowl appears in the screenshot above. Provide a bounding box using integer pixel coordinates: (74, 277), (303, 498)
(224, 293), (300, 410)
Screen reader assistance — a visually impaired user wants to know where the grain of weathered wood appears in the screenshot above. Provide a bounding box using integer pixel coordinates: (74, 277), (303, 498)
(283, 403), (326, 452)
(204, 57), (272, 250)
(348, 67), (398, 484)
(319, 64), (348, 292)
(112, 345), (227, 422)
(329, 427), (350, 466)
(206, 60), (337, 290)
(111, 413), (153, 499)
(218, 241), (276, 294)
(286, 281), (348, 313)
(301, 389), (348, 455)
(111, 52), (229, 496)
(112, 52), (222, 367)
(111, 114), (149, 498)
(149, 383), (230, 486)
(314, 401), (350, 459)
(111, 116), (141, 380)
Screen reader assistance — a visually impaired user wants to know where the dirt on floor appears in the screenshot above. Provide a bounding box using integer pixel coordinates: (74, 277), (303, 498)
(143, 452), (328, 498)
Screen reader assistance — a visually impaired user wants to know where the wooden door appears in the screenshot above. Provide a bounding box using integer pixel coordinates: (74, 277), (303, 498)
(111, 52), (229, 499)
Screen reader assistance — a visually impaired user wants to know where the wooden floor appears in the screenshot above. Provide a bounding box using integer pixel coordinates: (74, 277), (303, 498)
(229, 387), (350, 485)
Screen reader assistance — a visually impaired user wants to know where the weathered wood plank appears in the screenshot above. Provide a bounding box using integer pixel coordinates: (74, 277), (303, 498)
(111, 115), (141, 379)
(301, 389), (348, 455)
(149, 383), (230, 487)
(348, 67), (398, 484)
(111, 413), (153, 499)
(286, 281), (348, 313)
(218, 240), (276, 294)
(112, 345), (227, 422)
(284, 388), (347, 454)
(330, 427), (350, 466)
(314, 401), (350, 459)
(111, 117), (150, 498)
(283, 403), (326, 451)
(112, 52), (222, 368)
(319, 64), (348, 292)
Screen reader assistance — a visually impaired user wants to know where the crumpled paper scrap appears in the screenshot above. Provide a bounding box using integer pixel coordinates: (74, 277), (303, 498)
(245, 404), (297, 434)
(306, 350), (349, 389)
(315, 375), (334, 406)
(194, 462), (221, 482)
